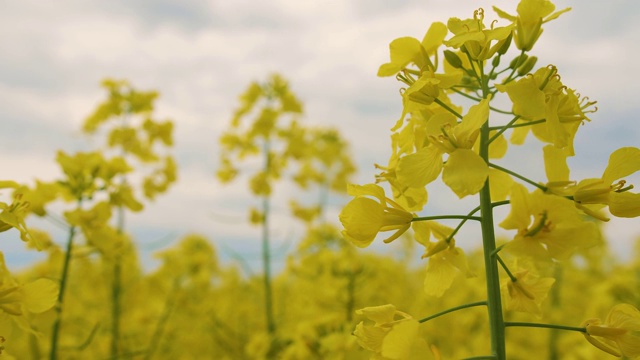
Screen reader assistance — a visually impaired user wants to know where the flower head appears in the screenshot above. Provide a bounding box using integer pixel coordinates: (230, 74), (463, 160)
(353, 304), (420, 360)
(581, 304), (640, 358)
(500, 182), (599, 261)
(444, 8), (513, 60)
(501, 267), (555, 317)
(494, 0), (571, 51)
(339, 184), (413, 248)
(544, 146), (640, 221)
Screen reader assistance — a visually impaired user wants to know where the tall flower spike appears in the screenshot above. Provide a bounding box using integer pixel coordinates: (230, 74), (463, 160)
(581, 304), (640, 358)
(339, 184), (413, 248)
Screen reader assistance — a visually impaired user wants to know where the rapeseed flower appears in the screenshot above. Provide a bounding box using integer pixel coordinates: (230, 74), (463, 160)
(494, 0), (571, 51)
(581, 304), (640, 358)
(500, 183), (599, 261)
(396, 98), (491, 198)
(339, 184), (413, 248)
(353, 304), (420, 360)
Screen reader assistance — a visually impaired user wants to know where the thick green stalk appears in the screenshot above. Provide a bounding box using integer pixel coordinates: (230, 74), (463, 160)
(110, 204), (125, 358)
(479, 68), (507, 359)
(262, 141), (276, 335)
(49, 223), (78, 360)
(144, 279), (179, 360)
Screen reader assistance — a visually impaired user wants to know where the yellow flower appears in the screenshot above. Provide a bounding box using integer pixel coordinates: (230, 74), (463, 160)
(499, 183), (599, 261)
(496, 66), (596, 154)
(444, 8), (513, 60)
(353, 304), (420, 360)
(375, 150), (428, 213)
(0, 184), (32, 246)
(494, 0), (571, 51)
(581, 304), (640, 358)
(396, 98), (490, 198)
(339, 184), (413, 248)
(419, 221), (474, 297)
(544, 146), (640, 220)
(0, 253), (58, 333)
(574, 147), (640, 219)
(501, 268), (555, 317)
(378, 22), (448, 77)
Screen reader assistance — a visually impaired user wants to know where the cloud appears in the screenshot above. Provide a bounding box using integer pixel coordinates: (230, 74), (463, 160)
(1, 0), (639, 270)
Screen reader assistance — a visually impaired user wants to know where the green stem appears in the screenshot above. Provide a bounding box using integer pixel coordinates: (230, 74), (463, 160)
(412, 215), (481, 222)
(548, 265), (563, 360)
(262, 141), (276, 335)
(487, 115), (520, 145)
(444, 205), (480, 243)
(450, 87), (483, 102)
(434, 98), (463, 120)
(49, 215), (80, 360)
(442, 200), (509, 244)
(144, 279), (179, 360)
(345, 271), (357, 323)
(502, 49), (526, 85)
(110, 204), (125, 359)
(479, 61), (507, 360)
(418, 301), (487, 323)
(488, 119), (545, 131)
(496, 255), (517, 282)
(505, 322), (586, 333)
(488, 162), (547, 192)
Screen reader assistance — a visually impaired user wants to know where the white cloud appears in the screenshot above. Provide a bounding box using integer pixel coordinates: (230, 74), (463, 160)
(0, 0), (639, 270)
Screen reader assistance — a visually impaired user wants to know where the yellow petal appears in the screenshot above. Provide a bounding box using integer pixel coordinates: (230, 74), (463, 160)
(442, 149), (488, 198)
(498, 77), (545, 120)
(347, 183), (386, 205)
(609, 192), (640, 218)
(510, 123), (530, 145)
(455, 98), (490, 143)
(543, 144), (570, 182)
(424, 254), (458, 297)
(421, 22), (448, 54)
(489, 168), (513, 202)
(602, 147), (640, 184)
(543, 94), (569, 148)
(22, 278), (59, 314)
(396, 147), (443, 188)
(499, 183), (531, 230)
(381, 319), (420, 359)
(356, 304), (397, 325)
(353, 321), (387, 353)
(488, 131), (508, 159)
(378, 37), (422, 77)
(339, 197), (383, 247)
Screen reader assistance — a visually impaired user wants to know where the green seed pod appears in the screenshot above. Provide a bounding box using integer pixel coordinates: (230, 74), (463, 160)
(517, 56), (538, 76)
(509, 54), (528, 69)
(497, 32), (513, 55)
(443, 50), (463, 69)
(492, 55), (501, 68)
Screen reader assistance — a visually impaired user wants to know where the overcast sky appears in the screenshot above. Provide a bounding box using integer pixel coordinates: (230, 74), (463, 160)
(2, 0), (639, 271)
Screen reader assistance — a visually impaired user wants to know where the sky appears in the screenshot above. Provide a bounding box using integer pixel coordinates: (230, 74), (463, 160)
(1, 0), (639, 272)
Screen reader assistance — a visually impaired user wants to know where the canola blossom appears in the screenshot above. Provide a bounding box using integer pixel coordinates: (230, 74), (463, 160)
(339, 184), (413, 247)
(582, 304), (640, 358)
